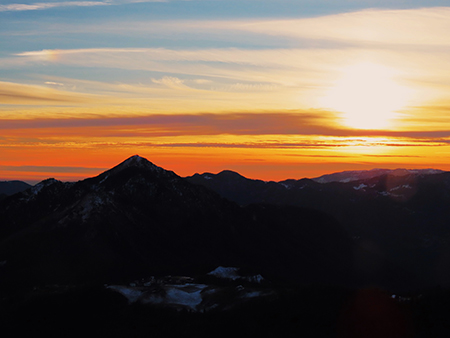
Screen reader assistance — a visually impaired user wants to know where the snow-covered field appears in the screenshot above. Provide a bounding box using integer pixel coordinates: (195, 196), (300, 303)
(107, 269), (271, 312)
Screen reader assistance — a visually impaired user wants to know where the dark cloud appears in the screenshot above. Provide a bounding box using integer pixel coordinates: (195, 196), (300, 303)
(0, 111), (446, 136)
(0, 111), (330, 134)
(0, 165), (106, 173)
(2, 112), (450, 142)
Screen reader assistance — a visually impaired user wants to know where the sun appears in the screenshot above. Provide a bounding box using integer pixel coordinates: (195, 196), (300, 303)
(320, 62), (412, 129)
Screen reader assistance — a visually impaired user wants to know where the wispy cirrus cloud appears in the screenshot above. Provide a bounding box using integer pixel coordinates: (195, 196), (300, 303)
(12, 7), (449, 47)
(9, 8), (450, 96)
(10, 45), (450, 113)
(0, 81), (102, 105)
(11, 47), (355, 90)
(0, 0), (168, 12)
(151, 76), (192, 90)
(0, 1), (109, 12)
(228, 7), (450, 47)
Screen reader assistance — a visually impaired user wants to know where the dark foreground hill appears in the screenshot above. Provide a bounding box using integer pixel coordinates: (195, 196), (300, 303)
(0, 180), (31, 201)
(0, 155), (353, 290)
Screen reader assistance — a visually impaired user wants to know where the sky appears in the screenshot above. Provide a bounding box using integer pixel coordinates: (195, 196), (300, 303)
(1, 0), (450, 183)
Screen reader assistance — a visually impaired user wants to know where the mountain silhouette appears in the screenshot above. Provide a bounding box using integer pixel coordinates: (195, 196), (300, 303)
(0, 155), (353, 290)
(188, 168), (450, 291)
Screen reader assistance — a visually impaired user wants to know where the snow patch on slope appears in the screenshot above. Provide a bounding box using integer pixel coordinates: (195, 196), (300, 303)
(108, 284), (208, 310)
(208, 266), (265, 283)
(155, 284), (208, 310)
(208, 266), (241, 280)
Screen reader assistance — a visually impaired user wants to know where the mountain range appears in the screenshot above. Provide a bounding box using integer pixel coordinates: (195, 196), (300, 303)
(3, 156), (450, 336)
(2, 157), (450, 292)
(188, 167), (450, 291)
(0, 155), (353, 291)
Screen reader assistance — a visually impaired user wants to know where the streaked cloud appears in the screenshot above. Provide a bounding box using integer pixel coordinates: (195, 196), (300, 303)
(151, 76), (191, 90)
(10, 6), (450, 101)
(0, 112), (337, 135)
(0, 0), (169, 12)
(0, 1), (110, 12)
(0, 165), (106, 173)
(8, 8), (450, 100)
(0, 81), (103, 105)
(2, 112), (450, 140)
(3, 8), (450, 133)
(226, 7), (450, 47)
(45, 81), (65, 86)
(7, 47), (370, 97)
(13, 7), (449, 47)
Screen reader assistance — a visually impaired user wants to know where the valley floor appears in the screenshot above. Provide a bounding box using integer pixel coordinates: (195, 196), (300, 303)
(1, 281), (449, 338)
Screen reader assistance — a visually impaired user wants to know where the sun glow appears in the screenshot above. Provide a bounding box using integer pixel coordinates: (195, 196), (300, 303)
(321, 62), (412, 129)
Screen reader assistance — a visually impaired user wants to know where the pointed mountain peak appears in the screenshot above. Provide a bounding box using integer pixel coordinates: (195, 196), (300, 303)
(113, 155), (161, 171)
(120, 154), (153, 168)
(99, 155), (177, 181)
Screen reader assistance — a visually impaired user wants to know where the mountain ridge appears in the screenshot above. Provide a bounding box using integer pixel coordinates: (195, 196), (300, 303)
(0, 155), (354, 291)
(187, 168), (450, 291)
(2, 163), (447, 196)
(311, 168), (445, 183)
(2, 155), (449, 291)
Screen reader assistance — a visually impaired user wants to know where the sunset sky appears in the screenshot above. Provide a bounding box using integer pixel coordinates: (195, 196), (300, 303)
(1, 0), (450, 183)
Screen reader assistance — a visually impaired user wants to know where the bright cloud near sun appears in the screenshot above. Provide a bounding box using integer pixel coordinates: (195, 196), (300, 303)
(319, 62), (415, 129)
